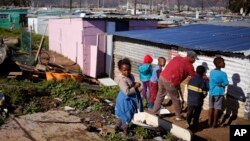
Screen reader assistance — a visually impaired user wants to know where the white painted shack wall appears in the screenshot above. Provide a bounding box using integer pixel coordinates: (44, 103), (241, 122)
(28, 16), (59, 35)
(37, 17), (49, 35)
(38, 16), (59, 35)
(28, 18), (38, 33)
(113, 40), (250, 118)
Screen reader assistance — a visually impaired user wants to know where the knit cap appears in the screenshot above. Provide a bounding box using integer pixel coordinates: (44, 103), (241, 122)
(143, 55), (153, 64)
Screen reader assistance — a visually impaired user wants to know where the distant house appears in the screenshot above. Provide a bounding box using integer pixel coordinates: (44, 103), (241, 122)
(112, 24), (250, 119)
(0, 9), (28, 30)
(28, 15), (57, 35)
(28, 8), (70, 35)
(48, 15), (159, 78)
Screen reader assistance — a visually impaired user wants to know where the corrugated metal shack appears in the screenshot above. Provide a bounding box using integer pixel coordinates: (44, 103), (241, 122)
(49, 15), (159, 78)
(112, 24), (250, 119)
(0, 9), (28, 30)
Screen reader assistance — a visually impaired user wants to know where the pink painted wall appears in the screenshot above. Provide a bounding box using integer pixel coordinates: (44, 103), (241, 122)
(82, 20), (106, 77)
(49, 18), (158, 78)
(129, 20), (158, 30)
(48, 18), (84, 70)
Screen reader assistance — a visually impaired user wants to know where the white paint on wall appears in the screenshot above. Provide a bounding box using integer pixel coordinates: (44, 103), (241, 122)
(106, 35), (113, 77)
(90, 45), (98, 78)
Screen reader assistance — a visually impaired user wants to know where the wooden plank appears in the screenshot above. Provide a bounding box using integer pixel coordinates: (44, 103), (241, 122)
(8, 72), (23, 76)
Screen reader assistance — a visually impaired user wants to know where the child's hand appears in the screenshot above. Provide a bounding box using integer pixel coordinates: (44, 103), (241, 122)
(202, 75), (209, 81)
(134, 82), (141, 88)
(217, 83), (223, 87)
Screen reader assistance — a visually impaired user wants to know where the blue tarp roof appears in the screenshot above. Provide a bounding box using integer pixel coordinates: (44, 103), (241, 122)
(113, 24), (250, 55)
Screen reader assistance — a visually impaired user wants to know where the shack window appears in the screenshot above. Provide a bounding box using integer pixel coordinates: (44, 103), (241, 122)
(0, 14), (8, 19)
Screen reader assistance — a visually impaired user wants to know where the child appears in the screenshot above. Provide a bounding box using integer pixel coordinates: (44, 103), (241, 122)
(115, 58), (143, 136)
(186, 65), (208, 128)
(208, 56), (229, 128)
(148, 57), (166, 109)
(138, 54), (153, 107)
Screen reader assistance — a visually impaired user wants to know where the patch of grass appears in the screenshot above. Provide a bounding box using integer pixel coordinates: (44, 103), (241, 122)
(135, 126), (158, 139)
(0, 79), (49, 105)
(98, 85), (119, 100)
(31, 33), (49, 50)
(67, 99), (91, 111)
(0, 28), (20, 38)
(0, 78), (91, 115)
(22, 99), (45, 114)
(48, 79), (85, 102)
(106, 132), (126, 141)
(0, 27), (49, 51)
(92, 102), (103, 111)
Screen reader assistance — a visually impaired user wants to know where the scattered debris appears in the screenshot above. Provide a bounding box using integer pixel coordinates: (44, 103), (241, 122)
(104, 99), (114, 106)
(54, 98), (62, 102)
(98, 78), (117, 86)
(64, 106), (76, 111)
(100, 125), (116, 136)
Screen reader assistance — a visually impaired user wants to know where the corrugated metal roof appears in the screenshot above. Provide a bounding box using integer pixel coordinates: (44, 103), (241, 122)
(81, 15), (161, 20)
(113, 24), (250, 55)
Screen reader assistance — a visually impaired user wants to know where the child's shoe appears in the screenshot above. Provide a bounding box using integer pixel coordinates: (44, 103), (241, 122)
(147, 102), (153, 109)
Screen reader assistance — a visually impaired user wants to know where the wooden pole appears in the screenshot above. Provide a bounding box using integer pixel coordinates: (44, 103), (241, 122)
(34, 24), (48, 64)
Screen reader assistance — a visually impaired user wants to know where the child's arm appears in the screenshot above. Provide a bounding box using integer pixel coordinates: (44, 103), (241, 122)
(118, 78), (140, 96)
(221, 73), (229, 87)
(217, 73), (229, 88)
(202, 80), (209, 98)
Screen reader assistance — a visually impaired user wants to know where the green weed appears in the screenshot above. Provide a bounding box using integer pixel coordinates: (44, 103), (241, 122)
(49, 79), (85, 102)
(22, 100), (45, 114)
(92, 103), (103, 111)
(0, 28), (20, 38)
(106, 132), (126, 141)
(31, 33), (49, 50)
(135, 126), (157, 139)
(67, 99), (90, 111)
(98, 85), (119, 100)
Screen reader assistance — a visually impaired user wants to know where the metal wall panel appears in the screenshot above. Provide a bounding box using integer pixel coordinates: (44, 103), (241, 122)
(113, 40), (250, 118)
(114, 41), (168, 63)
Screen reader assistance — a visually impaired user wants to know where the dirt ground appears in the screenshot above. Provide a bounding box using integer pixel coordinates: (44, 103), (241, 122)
(160, 100), (250, 141)
(0, 110), (105, 141)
